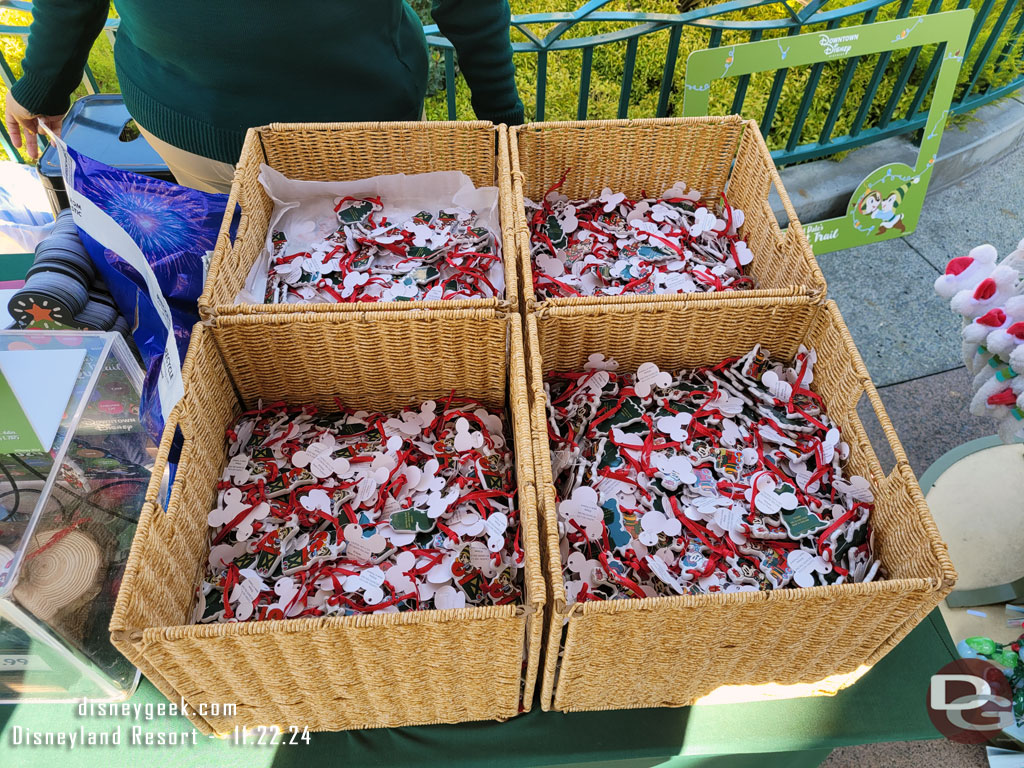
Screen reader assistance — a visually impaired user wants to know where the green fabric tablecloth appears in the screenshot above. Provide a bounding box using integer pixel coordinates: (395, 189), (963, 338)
(0, 610), (956, 767)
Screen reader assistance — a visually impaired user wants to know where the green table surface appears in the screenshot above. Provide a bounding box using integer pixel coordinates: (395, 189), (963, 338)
(0, 253), (32, 283)
(0, 610), (956, 768)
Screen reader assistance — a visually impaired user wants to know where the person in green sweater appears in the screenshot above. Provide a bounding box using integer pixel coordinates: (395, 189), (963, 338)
(4, 1), (524, 193)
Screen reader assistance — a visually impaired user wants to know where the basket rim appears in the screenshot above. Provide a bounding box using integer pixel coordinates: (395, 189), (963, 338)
(259, 120), (498, 133)
(508, 115), (827, 312)
(137, 599), (527, 645)
(524, 303), (954, 620)
(562, 573), (945, 618)
(512, 115), (747, 132)
(200, 121), (520, 315)
(116, 313), (545, 643)
(200, 298), (510, 319)
(529, 287), (824, 313)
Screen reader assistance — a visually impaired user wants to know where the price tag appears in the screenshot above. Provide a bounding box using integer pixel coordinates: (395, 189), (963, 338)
(0, 654), (51, 672)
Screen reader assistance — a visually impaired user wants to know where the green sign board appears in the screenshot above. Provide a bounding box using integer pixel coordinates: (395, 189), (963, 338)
(682, 11), (973, 254)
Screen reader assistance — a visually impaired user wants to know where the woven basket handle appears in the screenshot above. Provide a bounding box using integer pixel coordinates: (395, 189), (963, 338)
(859, 376), (910, 476)
(143, 404), (189, 516)
(198, 178), (240, 318)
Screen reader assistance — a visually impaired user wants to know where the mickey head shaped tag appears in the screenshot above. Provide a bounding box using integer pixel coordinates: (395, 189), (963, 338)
(747, 475), (798, 517)
(708, 504), (747, 545)
(787, 549), (832, 588)
(299, 488), (333, 517)
(733, 241), (754, 266)
(453, 417), (485, 452)
(223, 453), (251, 485)
(707, 390), (744, 416)
(447, 508), (486, 537)
(600, 188), (627, 212)
(720, 418), (744, 447)
(343, 524), (386, 563)
(536, 251), (566, 277)
(638, 507), (682, 547)
(645, 553), (688, 595)
(384, 551), (418, 596)
(558, 486), (604, 540)
(656, 412), (692, 442)
(343, 566), (386, 605)
(431, 584), (466, 610)
(820, 428), (841, 464)
(234, 500), (271, 542)
(688, 207), (718, 237)
(208, 487), (249, 528)
(583, 368), (612, 395)
(473, 408), (505, 449)
(585, 353), (619, 371)
(267, 576), (301, 619)
(564, 552), (606, 602)
(652, 452), (696, 491)
(762, 369), (793, 402)
(208, 540), (248, 572)
(634, 363), (672, 398)
(293, 435), (352, 480)
(229, 570), (267, 621)
(483, 512), (509, 552)
(833, 475), (874, 503)
(418, 487), (461, 519)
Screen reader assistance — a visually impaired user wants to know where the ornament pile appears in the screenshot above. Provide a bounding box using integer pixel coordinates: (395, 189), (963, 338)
(935, 238), (1024, 442)
(957, 632), (1024, 734)
(526, 175), (756, 299)
(195, 398), (521, 623)
(265, 196), (502, 304)
(545, 347), (880, 603)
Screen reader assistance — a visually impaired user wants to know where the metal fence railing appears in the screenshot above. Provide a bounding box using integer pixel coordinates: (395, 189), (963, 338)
(0, 1), (1021, 167)
(425, 0), (1024, 166)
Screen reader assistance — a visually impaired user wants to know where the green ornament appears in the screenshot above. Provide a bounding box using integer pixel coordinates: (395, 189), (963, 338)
(992, 649), (1019, 669)
(337, 200), (374, 223)
(410, 265), (440, 285)
(545, 215), (567, 248)
(780, 505), (829, 538)
(965, 636), (997, 656)
(390, 506), (434, 533)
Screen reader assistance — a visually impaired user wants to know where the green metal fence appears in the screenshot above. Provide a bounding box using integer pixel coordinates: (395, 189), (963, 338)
(424, 0), (1024, 166)
(0, 0), (1021, 167)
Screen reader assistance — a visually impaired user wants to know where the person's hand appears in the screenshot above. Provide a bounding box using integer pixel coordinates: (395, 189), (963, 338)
(4, 91), (62, 159)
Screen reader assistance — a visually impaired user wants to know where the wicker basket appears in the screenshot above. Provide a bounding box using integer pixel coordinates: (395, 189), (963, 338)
(111, 311), (544, 735)
(199, 121), (520, 319)
(525, 299), (956, 713)
(509, 117), (827, 312)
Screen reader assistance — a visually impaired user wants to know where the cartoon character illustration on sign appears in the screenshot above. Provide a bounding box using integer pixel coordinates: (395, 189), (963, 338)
(856, 177), (920, 235)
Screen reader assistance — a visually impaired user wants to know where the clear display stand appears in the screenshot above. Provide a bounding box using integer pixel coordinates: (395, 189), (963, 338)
(0, 331), (152, 702)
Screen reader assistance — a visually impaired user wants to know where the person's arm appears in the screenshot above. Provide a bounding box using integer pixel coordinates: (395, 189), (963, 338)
(6, 0), (109, 156)
(431, 0), (524, 125)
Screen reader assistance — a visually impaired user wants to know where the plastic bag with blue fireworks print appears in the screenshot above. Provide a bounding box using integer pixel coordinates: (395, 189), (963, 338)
(58, 140), (237, 442)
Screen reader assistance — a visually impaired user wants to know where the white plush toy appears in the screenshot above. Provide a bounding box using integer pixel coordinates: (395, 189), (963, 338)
(962, 306), (1011, 373)
(950, 265), (1021, 319)
(938, 239), (1024, 444)
(935, 244), (998, 298)
(987, 316), (1024, 360)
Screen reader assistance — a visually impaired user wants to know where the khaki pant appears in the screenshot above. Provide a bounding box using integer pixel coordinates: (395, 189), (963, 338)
(136, 124), (236, 194)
